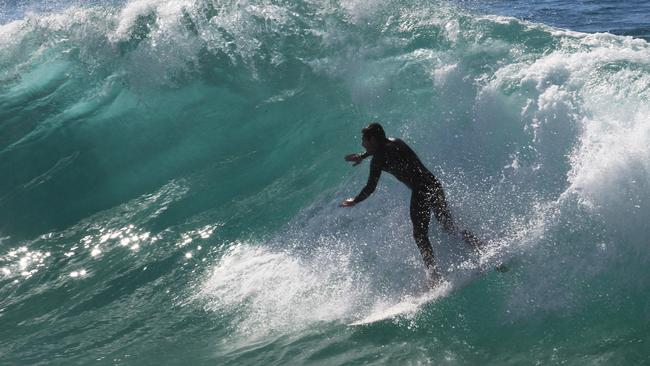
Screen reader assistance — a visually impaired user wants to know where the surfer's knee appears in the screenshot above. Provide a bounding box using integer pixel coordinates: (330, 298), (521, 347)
(437, 214), (455, 233)
(432, 205), (455, 233)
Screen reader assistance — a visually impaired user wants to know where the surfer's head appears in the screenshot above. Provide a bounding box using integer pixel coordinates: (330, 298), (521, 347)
(362, 123), (386, 153)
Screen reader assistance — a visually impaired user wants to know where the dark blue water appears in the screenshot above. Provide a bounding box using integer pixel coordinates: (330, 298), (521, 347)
(463, 0), (650, 40)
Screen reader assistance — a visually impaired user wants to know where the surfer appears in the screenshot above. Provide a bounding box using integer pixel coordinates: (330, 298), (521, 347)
(340, 123), (483, 286)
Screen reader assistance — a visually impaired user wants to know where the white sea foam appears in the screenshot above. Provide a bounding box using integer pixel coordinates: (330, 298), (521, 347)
(198, 242), (371, 336)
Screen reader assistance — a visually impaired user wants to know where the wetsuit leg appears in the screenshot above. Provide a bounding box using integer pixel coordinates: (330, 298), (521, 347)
(431, 184), (484, 249)
(461, 229), (483, 249)
(430, 185), (456, 233)
(410, 190), (438, 276)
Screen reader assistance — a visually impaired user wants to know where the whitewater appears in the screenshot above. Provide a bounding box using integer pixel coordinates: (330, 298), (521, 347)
(1, 0), (649, 364)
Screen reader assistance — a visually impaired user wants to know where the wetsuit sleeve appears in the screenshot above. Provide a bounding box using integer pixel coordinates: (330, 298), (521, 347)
(353, 155), (382, 203)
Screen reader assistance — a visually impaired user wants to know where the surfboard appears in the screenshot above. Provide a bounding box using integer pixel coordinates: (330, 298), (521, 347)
(348, 282), (453, 326)
(348, 242), (514, 327)
(348, 261), (511, 326)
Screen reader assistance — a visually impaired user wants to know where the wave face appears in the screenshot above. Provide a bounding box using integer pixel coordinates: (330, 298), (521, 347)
(1, 0), (649, 364)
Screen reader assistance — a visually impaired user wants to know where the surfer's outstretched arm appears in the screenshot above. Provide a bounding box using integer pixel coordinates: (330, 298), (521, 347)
(340, 155), (382, 207)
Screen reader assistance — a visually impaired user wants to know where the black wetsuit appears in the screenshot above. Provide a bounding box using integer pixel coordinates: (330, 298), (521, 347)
(353, 138), (480, 274)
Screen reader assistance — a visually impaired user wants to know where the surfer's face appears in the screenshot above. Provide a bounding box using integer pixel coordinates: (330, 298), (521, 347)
(362, 135), (379, 154)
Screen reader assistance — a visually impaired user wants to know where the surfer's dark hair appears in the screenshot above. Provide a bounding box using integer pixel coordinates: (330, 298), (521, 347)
(362, 123), (387, 141)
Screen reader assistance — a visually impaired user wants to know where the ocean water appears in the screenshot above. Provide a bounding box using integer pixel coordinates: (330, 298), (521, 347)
(1, 0), (649, 365)
(462, 0), (650, 40)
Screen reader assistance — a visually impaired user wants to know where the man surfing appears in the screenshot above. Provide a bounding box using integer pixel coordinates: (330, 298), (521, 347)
(340, 123), (484, 286)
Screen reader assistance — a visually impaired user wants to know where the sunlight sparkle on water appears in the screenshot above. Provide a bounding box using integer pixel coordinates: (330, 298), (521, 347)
(70, 269), (87, 278)
(1, 247), (51, 279)
(177, 224), (221, 248)
(82, 224), (155, 257)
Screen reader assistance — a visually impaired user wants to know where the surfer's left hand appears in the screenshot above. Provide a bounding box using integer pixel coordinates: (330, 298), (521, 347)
(340, 198), (356, 207)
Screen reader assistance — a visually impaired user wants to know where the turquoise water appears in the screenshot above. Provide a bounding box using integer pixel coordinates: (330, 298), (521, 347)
(1, 0), (649, 364)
